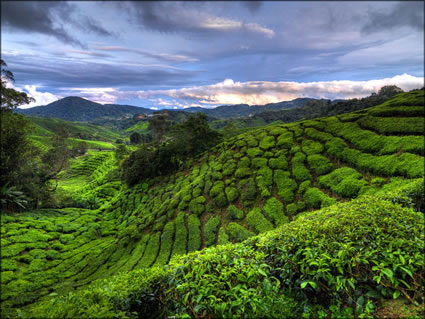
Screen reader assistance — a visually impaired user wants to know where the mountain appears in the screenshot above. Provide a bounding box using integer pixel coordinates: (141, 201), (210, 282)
(17, 96), (155, 121)
(17, 96), (317, 122)
(183, 98), (317, 118)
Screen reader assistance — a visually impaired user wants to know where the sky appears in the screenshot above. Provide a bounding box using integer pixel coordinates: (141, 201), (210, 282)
(1, 1), (424, 109)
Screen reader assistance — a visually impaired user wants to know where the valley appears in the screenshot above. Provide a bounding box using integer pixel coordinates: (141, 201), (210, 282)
(1, 89), (424, 318)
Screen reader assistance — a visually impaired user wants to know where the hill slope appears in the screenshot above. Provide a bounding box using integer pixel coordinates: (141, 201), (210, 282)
(1, 90), (424, 317)
(17, 97), (154, 121)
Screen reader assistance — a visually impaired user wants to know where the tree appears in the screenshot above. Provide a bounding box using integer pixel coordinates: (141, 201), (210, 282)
(169, 113), (222, 157)
(149, 113), (169, 144)
(377, 85), (404, 98)
(1, 59), (35, 111)
(130, 132), (142, 144)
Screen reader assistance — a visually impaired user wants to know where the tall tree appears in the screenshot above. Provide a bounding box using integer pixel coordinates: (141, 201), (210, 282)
(149, 113), (169, 144)
(1, 59), (35, 111)
(0, 60), (36, 210)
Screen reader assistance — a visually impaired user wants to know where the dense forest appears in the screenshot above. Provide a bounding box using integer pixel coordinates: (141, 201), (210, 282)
(1, 59), (424, 318)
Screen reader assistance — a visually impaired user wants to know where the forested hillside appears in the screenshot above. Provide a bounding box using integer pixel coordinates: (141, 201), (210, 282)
(1, 89), (424, 318)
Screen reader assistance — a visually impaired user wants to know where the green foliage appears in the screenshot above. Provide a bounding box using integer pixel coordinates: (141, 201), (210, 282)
(227, 222), (255, 242)
(239, 178), (258, 207)
(246, 208), (274, 234)
(203, 216), (220, 247)
(259, 135), (275, 150)
(257, 197), (424, 314)
(217, 227), (229, 245)
(264, 197), (288, 226)
(304, 187), (336, 209)
(187, 215), (201, 252)
(307, 154), (333, 176)
(225, 186), (239, 202)
(154, 221), (175, 266)
(319, 167), (366, 198)
(226, 205), (244, 220)
(268, 155), (288, 170)
(188, 196), (205, 215)
(171, 213), (187, 257)
(273, 170), (297, 203)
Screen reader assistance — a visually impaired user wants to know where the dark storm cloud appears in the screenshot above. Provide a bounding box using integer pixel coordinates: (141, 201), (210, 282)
(120, 1), (273, 38)
(1, 2), (83, 47)
(3, 53), (202, 89)
(362, 1), (424, 33)
(1, 1), (113, 47)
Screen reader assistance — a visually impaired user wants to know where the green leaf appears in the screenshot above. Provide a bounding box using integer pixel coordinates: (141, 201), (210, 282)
(382, 268), (393, 280)
(400, 266), (413, 278)
(393, 290), (401, 299)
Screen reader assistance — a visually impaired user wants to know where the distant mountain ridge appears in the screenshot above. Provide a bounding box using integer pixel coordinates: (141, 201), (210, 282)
(17, 97), (155, 122)
(183, 98), (317, 118)
(17, 96), (319, 122)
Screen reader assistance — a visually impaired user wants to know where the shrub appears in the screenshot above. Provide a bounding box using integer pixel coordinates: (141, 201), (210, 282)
(292, 162), (312, 182)
(227, 222), (255, 242)
(334, 178), (367, 198)
(259, 136), (275, 150)
(257, 197), (424, 314)
(307, 154), (333, 176)
(239, 178), (257, 207)
(226, 205), (244, 220)
(246, 208), (274, 234)
(188, 196), (205, 215)
(319, 167), (365, 198)
(203, 216), (220, 247)
(286, 203), (298, 216)
(139, 232), (161, 267)
(256, 175), (271, 198)
(269, 155), (288, 170)
(273, 170), (297, 203)
(252, 157), (268, 168)
(225, 186), (238, 202)
(276, 132), (295, 148)
(154, 221), (175, 266)
(171, 213), (187, 257)
(302, 139), (324, 155)
(217, 227), (229, 245)
(298, 180), (311, 195)
(234, 167), (252, 178)
(257, 167), (273, 186)
(246, 147), (262, 158)
(214, 193), (228, 208)
(264, 197), (288, 226)
(209, 181), (224, 197)
(187, 215), (201, 252)
(304, 187), (336, 209)
(222, 160), (236, 176)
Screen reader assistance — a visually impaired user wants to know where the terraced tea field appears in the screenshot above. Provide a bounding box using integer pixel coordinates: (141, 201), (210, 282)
(1, 90), (424, 317)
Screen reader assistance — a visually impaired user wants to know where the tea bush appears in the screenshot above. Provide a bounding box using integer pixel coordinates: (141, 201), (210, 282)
(246, 208), (274, 234)
(264, 197), (288, 226)
(227, 222), (255, 242)
(203, 216), (220, 247)
(187, 215), (201, 252)
(226, 205), (244, 220)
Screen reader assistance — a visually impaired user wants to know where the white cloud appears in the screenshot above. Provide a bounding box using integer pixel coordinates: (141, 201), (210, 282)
(10, 84), (61, 109)
(136, 74), (424, 106)
(66, 87), (122, 104)
(200, 17), (274, 38)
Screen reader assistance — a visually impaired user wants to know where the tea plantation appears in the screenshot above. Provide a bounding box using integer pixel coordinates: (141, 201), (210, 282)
(1, 90), (424, 318)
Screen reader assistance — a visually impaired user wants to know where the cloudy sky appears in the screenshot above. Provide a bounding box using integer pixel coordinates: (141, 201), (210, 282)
(1, 1), (424, 109)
